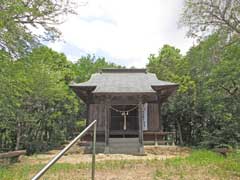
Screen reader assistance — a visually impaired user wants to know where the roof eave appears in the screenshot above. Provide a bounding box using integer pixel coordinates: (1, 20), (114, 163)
(70, 85), (96, 91)
(151, 84), (179, 92)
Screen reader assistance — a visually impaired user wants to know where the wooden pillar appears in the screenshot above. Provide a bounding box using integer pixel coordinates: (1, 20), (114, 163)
(154, 133), (158, 146)
(104, 96), (111, 153)
(86, 91), (92, 126)
(138, 96), (144, 154)
(86, 103), (90, 126)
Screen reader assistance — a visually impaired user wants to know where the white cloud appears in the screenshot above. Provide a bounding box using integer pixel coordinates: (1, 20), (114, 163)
(48, 41), (64, 52)
(48, 0), (194, 67)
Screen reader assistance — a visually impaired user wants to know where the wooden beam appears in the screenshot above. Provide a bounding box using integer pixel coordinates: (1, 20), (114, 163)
(138, 96), (144, 154)
(86, 103), (90, 126)
(0, 150), (26, 159)
(104, 96), (111, 153)
(86, 91), (92, 126)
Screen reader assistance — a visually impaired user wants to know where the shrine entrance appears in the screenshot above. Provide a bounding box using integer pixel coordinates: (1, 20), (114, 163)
(110, 105), (139, 138)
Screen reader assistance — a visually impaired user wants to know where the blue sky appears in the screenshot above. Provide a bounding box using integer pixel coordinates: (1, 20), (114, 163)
(48, 0), (194, 67)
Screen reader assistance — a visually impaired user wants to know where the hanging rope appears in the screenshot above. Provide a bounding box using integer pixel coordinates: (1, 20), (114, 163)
(110, 105), (138, 114)
(110, 105), (138, 130)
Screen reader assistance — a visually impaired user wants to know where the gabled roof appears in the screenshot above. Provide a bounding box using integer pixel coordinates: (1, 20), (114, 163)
(70, 69), (178, 94)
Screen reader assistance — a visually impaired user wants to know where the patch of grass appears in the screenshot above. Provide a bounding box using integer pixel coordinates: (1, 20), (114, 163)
(0, 164), (42, 180)
(1, 150), (240, 180)
(154, 150), (240, 180)
(0, 163), (87, 180)
(0, 159), (149, 180)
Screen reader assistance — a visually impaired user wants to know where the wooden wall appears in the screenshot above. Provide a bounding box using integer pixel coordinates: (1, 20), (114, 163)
(88, 102), (162, 132)
(147, 103), (161, 131)
(89, 104), (106, 131)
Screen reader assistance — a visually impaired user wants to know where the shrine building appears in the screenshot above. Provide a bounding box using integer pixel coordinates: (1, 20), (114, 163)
(70, 68), (178, 154)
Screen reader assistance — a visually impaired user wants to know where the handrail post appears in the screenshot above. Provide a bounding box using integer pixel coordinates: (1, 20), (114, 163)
(92, 122), (96, 180)
(31, 120), (97, 180)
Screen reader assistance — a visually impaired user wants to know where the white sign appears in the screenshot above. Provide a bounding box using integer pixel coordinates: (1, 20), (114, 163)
(143, 103), (148, 130)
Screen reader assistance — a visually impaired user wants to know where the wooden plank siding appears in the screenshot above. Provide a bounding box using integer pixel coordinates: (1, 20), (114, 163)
(89, 103), (162, 132)
(89, 104), (106, 131)
(147, 103), (160, 131)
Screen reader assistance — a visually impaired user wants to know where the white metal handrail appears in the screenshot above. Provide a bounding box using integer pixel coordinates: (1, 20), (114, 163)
(32, 120), (97, 180)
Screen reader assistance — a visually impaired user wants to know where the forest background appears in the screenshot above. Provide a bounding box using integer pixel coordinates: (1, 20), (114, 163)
(0, 0), (239, 154)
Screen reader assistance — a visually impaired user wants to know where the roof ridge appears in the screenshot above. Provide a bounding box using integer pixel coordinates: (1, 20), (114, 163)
(101, 68), (147, 73)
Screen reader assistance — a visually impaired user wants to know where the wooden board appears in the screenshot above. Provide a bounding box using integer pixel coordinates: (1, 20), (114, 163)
(89, 104), (106, 131)
(89, 103), (161, 132)
(148, 103), (160, 131)
(0, 150), (26, 159)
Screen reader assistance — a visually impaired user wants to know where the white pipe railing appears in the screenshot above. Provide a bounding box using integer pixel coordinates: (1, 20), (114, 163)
(32, 120), (97, 180)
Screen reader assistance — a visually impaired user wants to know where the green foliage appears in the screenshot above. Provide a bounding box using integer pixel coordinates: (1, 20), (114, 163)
(0, 0), (239, 155)
(75, 119), (86, 132)
(200, 39), (240, 148)
(147, 35), (240, 148)
(0, 46), (123, 154)
(73, 54), (123, 83)
(148, 44), (195, 93)
(0, 46), (80, 153)
(0, 0), (77, 57)
(147, 45), (197, 145)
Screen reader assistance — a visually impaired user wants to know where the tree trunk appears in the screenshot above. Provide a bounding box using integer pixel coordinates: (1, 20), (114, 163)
(176, 119), (183, 145)
(15, 121), (21, 150)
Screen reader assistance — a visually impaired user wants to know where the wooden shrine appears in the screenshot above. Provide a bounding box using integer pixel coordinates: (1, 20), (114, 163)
(70, 69), (178, 154)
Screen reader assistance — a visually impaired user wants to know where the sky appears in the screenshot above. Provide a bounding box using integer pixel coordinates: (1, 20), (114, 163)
(47, 0), (194, 68)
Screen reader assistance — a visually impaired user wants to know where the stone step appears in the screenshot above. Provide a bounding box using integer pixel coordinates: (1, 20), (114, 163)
(109, 141), (139, 145)
(109, 138), (140, 154)
(109, 146), (140, 154)
(110, 143), (139, 146)
(109, 138), (139, 143)
(109, 145), (140, 149)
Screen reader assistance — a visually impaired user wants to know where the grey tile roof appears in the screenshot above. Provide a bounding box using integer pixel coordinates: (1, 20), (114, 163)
(70, 69), (178, 93)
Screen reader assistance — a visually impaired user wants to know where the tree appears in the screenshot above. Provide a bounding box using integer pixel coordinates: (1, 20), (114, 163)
(0, 0), (77, 57)
(179, 0), (240, 147)
(20, 46), (75, 82)
(0, 47), (125, 153)
(180, 0), (240, 39)
(202, 38), (240, 148)
(73, 54), (123, 83)
(0, 47), (80, 153)
(0, 51), (19, 151)
(147, 36), (240, 148)
(147, 45), (196, 145)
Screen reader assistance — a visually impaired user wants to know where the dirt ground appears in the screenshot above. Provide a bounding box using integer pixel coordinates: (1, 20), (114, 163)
(6, 146), (240, 180)
(18, 146), (190, 180)
(20, 145), (190, 165)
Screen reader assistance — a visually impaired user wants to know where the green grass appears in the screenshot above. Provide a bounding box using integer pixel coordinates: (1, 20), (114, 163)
(154, 150), (240, 179)
(0, 159), (148, 179)
(1, 150), (240, 180)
